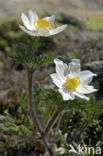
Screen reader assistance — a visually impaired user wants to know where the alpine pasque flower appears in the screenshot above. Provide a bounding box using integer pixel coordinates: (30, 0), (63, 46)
(51, 59), (97, 101)
(19, 10), (67, 37)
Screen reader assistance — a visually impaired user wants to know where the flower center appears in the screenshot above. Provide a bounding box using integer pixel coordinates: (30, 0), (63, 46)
(65, 77), (80, 89)
(34, 19), (52, 30)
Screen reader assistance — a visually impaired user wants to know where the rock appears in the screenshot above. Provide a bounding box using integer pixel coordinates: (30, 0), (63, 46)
(84, 61), (103, 100)
(68, 30), (103, 42)
(84, 60), (103, 86)
(0, 51), (27, 111)
(85, 61), (103, 75)
(59, 14), (83, 28)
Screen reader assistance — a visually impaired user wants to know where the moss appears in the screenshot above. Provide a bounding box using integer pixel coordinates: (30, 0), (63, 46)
(85, 15), (103, 31)
(67, 50), (81, 60)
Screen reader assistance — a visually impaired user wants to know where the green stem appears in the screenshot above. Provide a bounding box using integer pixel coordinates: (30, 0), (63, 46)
(45, 107), (64, 136)
(55, 113), (62, 133)
(27, 69), (54, 156)
(32, 37), (40, 54)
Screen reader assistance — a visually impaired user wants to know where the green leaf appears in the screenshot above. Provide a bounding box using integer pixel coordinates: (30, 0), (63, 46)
(34, 54), (55, 68)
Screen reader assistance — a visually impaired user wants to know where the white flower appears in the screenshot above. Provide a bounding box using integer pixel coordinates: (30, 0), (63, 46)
(19, 10), (67, 37)
(51, 58), (97, 101)
(56, 147), (66, 155)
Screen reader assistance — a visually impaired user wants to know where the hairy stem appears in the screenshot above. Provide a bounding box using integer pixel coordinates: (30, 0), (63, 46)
(45, 107), (64, 136)
(27, 70), (54, 156)
(32, 37), (40, 54)
(28, 70), (36, 134)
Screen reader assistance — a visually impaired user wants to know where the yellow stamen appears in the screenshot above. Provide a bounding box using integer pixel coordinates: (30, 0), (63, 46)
(65, 77), (80, 89)
(34, 19), (52, 30)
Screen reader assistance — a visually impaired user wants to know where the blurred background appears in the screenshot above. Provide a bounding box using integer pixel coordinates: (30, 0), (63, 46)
(0, 0), (103, 155)
(1, 0), (103, 19)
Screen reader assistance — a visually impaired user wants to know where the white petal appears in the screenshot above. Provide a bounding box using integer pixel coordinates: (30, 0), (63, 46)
(27, 10), (39, 30)
(50, 73), (62, 88)
(73, 91), (89, 101)
(70, 91), (75, 99)
(59, 88), (74, 100)
(50, 25), (67, 35)
(79, 70), (97, 85)
(76, 85), (97, 94)
(27, 10), (39, 23)
(69, 59), (80, 75)
(54, 58), (68, 82)
(43, 15), (55, 28)
(38, 27), (50, 37)
(21, 13), (34, 31)
(19, 25), (39, 36)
